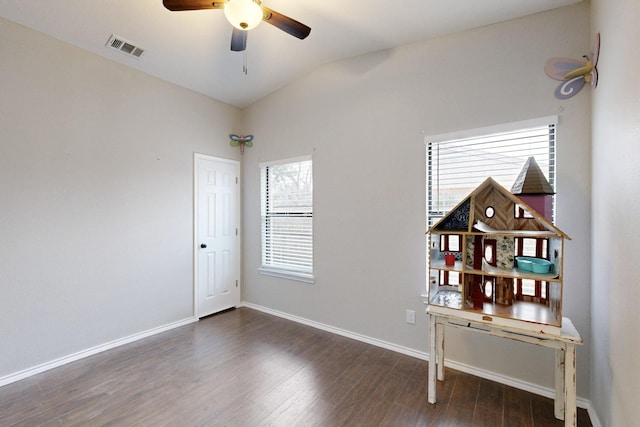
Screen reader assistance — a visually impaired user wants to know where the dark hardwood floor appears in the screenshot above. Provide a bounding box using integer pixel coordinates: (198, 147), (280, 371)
(1, 307), (592, 426)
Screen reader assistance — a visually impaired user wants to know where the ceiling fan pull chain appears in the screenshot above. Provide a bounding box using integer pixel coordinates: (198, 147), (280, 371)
(243, 50), (248, 75)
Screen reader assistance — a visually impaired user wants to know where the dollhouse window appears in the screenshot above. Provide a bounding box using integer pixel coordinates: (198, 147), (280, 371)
(484, 279), (494, 299)
(516, 237), (548, 258)
(514, 204), (534, 218)
(520, 279), (536, 296)
(514, 237), (549, 302)
(485, 206), (495, 218)
(516, 279), (549, 302)
(484, 239), (497, 266)
(440, 270), (460, 286)
(440, 234), (461, 252)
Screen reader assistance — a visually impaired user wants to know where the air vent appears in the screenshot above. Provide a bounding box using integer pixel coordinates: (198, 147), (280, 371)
(106, 35), (145, 59)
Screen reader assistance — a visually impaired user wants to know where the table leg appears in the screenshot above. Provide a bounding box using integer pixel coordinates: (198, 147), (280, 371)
(564, 344), (577, 427)
(428, 314), (436, 404)
(436, 319), (445, 381)
(554, 347), (565, 420)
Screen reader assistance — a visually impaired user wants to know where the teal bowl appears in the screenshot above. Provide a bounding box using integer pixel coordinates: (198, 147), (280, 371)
(516, 256), (552, 274)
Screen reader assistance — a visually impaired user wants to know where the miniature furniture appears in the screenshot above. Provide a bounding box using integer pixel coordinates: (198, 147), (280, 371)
(427, 310), (583, 427)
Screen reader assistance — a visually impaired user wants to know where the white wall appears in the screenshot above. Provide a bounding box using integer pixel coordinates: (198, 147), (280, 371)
(0, 17), (241, 378)
(590, 0), (640, 425)
(1, 2), (611, 415)
(242, 4), (592, 399)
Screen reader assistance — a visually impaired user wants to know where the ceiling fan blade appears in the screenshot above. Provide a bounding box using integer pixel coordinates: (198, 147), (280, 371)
(162, 0), (224, 11)
(261, 6), (311, 40)
(231, 28), (247, 51)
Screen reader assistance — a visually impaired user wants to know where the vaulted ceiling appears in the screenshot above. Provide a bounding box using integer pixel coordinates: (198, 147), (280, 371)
(0, 0), (581, 108)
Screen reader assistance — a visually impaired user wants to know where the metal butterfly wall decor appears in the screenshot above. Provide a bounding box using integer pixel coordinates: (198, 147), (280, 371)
(229, 134), (254, 154)
(545, 33), (600, 99)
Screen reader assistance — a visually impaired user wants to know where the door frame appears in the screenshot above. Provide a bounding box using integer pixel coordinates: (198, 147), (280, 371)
(193, 153), (241, 319)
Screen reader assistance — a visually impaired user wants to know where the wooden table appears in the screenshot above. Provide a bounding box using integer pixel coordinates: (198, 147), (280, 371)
(427, 310), (583, 427)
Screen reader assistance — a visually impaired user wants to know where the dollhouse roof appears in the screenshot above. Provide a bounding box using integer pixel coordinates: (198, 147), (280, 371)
(511, 157), (555, 195)
(429, 177), (570, 239)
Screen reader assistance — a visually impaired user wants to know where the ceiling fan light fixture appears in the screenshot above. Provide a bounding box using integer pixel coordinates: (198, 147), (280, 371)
(224, 0), (263, 31)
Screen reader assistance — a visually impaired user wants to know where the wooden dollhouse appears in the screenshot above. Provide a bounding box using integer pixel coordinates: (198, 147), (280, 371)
(426, 177), (570, 334)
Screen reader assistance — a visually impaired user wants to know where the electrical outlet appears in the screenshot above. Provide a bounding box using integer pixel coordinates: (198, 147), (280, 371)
(406, 309), (416, 325)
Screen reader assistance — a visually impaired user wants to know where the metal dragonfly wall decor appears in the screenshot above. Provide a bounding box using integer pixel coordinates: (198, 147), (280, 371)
(229, 134), (254, 154)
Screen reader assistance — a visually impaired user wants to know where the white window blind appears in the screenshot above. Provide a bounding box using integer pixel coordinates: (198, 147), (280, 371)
(260, 157), (313, 282)
(427, 119), (556, 228)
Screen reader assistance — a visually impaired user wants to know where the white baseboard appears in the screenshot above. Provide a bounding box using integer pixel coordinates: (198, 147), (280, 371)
(1, 304), (603, 427)
(0, 317), (197, 388)
(586, 406), (603, 427)
(242, 302), (601, 425)
(241, 302), (428, 361)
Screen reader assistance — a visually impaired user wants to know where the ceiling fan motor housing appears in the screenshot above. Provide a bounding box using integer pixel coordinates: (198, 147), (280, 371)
(224, 0), (263, 31)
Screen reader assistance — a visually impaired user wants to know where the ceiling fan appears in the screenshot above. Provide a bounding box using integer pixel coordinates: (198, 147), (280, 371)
(163, 0), (311, 52)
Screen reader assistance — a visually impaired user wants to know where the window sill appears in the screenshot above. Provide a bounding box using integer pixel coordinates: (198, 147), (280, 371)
(258, 267), (315, 284)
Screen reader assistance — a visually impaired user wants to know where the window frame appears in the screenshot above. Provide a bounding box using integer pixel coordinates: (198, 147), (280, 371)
(514, 237), (549, 303)
(426, 116), (557, 229)
(426, 117), (557, 295)
(259, 156), (314, 284)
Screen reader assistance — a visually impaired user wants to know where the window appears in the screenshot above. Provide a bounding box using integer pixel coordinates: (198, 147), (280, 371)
(426, 117), (557, 297)
(260, 157), (314, 283)
(514, 237), (549, 302)
(440, 270), (460, 286)
(440, 234), (461, 252)
(426, 116), (557, 228)
(483, 239), (497, 266)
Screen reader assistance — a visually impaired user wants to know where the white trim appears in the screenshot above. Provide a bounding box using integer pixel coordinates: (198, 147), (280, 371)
(586, 405), (604, 427)
(242, 302), (425, 360)
(425, 115), (558, 144)
(258, 266), (315, 284)
(442, 358), (594, 412)
(194, 152), (240, 166)
(0, 317), (196, 388)
(1, 302), (602, 426)
(259, 154), (312, 168)
(241, 301), (598, 420)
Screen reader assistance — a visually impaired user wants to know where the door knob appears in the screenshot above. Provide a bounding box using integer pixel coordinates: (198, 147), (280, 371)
(200, 243), (207, 248)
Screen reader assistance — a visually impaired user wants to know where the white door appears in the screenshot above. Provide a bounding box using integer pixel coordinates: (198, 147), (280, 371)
(195, 154), (240, 318)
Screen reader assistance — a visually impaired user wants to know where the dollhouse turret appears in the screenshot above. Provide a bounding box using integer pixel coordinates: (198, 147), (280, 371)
(511, 157), (554, 221)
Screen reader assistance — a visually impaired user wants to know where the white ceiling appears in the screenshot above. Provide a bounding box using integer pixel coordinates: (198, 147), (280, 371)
(0, 0), (581, 108)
